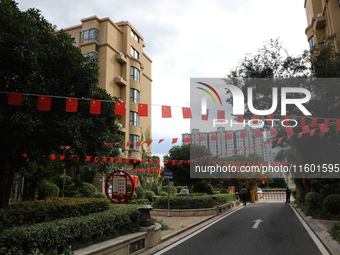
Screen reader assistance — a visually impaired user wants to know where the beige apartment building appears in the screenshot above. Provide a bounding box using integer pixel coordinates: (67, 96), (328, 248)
(63, 16), (152, 161)
(304, 0), (340, 50)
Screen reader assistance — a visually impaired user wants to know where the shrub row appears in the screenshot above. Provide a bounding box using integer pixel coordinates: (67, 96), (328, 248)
(153, 193), (235, 209)
(0, 197), (110, 228)
(0, 204), (140, 255)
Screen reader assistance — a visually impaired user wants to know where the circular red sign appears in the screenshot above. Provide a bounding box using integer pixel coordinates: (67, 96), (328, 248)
(105, 170), (135, 204)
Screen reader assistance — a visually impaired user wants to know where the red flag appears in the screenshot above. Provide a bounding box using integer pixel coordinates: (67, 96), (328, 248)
(277, 137), (283, 144)
(237, 115), (244, 123)
(286, 127), (294, 136)
(126, 142), (132, 147)
(336, 119), (340, 131)
(217, 110), (225, 119)
(202, 109), (209, 121)
(300, 117), (306, 127)
(158, 139), (165, 143)
(252, 114), (259, 124)
(65, 98), (78, 112)
(198, 136), (205, 142)
(8, 92), (23, 105)
(114, 102), (126, 116)
(286, 135), (292, 141)
(182, 107), (192, 119)
(162, 105), (172, 118)
(318, 124), (328, 133)
(90, 100), (101, 114)
(38, 96), (51, 111)
(138, 103), (148, 117)
(324, 118), (330, 129)
(226, 133), (232, 140)
(302, 125), (310, 134)
(267, 114), (274, 126)
(311, 118), (318, 127)
(117, 158), (123, 163)
(298, 132), (303, 139)
(270, 129), (278, 136)
(172, 138), (178, 144)
(251, 144), (256, 149)
(136, 141), (142, 147)
(212, 134), (218, 141)
(240, 132), (247, 138)
(255, 130), (262, 138)
(184, 137), (191, 143)
(283, 115), (290, 126)
(147, 140), (153, 146)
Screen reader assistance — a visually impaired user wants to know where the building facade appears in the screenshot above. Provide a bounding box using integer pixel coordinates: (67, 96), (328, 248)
(182, 127), (280, 163)
(63, 16), (152, 160)
(304, 0), (340, 50)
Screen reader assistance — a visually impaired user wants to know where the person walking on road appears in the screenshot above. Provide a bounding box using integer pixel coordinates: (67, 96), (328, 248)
(285, 187), (291, 204)
(240, 186), (248, 206)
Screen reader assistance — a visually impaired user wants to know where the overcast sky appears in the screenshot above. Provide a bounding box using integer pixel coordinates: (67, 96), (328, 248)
(17, 0), (309, 158)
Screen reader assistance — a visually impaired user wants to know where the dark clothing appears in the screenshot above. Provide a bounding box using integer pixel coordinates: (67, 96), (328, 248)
(240, 188), (248, 206)
(285, 188), (291, 204)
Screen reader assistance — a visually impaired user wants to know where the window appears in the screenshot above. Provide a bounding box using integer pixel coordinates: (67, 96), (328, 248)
(130, 111), (139, 126)
(130, 88), (140, 103)
(130, 46), (139, 59)
(308, 36), (315, 51)
(131, 30), (139, 42)
(129, 134), (139, 149)
(82, 28), (100, 43)
(130, 66), (140, 82)
(82, 51), (98, 59)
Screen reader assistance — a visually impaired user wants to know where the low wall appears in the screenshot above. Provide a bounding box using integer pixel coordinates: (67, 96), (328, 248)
(74, 223), (161, 255)
(150, 201), (239, 217)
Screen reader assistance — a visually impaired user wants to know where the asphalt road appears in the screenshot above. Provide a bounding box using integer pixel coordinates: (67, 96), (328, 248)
(155, 203), (328, 255)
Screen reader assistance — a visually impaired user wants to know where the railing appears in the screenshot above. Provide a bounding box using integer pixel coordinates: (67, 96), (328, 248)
(255, 192), (286, 202)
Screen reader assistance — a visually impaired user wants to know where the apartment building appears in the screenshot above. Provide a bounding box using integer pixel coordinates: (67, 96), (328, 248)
(63, 16), (152, 160)
(182, 127), (280, 163)
(304, 0), (340, 50)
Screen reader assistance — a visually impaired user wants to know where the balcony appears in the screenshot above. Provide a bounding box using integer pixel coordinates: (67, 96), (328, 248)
(115, 76), (126, 86)
(315, 14), (326, 30)
(116, 53), (127, 64)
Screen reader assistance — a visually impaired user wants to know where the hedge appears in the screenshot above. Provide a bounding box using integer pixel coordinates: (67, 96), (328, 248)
(0, 197), (110, 229)
(0, 204), (140, 255)
(153, 193), (235, 209)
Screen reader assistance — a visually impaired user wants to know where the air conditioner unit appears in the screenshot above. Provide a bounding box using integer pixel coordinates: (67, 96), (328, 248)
(117, 52), (124, 56)
(317, 13), (323, 17)
(116, 76), (122, 79)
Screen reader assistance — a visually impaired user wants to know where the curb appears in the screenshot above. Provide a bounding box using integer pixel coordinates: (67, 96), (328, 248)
(160, 215), (216, 242)
(291, 203), (340, 255)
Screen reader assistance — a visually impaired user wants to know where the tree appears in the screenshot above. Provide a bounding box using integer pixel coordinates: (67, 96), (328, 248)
(163, 144), (211, 188)
(0, 0), (122, 207)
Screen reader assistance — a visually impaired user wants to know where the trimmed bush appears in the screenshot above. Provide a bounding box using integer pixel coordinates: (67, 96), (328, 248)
(0, 197), (109, 228)
(129, 199), (150, 205)
(144, 190), (156, 202)
(176, 186), (184, 193)
(305, 192), (322, 211)
(37, 180), (59, 200)
(79, 182), (97, 197)
(153, 193), (235, 209)
(323, 194), (340, 214)
(193, 182), (214, 194)
(134, 186), (145, 199)
(328, 223), (340, 244)
(0, 204), (140, 255)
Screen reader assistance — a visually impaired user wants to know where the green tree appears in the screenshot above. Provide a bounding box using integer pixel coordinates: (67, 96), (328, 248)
(0, 0), (122, 207)
(164, 144), (211, 188)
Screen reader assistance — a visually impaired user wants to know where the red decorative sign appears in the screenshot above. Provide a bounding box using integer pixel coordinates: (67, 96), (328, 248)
(105, 170), (135, 204)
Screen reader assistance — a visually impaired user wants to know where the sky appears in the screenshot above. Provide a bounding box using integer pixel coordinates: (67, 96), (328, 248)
(17, 0), (309, 159)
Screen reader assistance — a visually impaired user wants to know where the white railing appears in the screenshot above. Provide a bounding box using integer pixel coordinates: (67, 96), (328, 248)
(255, 192), (286, 202)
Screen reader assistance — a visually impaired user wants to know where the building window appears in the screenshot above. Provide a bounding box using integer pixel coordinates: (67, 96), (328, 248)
(130, 46), (139, 59)
(130, 66), (140, 82)
(130, 88), (140, 103)
(131, 30), (139, 42)
(82, 51), (98, 59)
(130, 111), (139, 126)
(308, 36), (315, 51)
(82, 28), (100, 43)
(129, 134), (139, 149)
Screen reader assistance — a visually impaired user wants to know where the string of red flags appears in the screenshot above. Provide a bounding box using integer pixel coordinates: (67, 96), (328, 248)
(6, 91), (340, 125)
